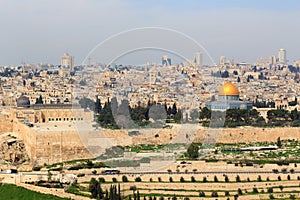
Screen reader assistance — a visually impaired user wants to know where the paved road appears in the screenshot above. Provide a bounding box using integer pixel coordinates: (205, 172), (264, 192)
(3, 170), (299, 176)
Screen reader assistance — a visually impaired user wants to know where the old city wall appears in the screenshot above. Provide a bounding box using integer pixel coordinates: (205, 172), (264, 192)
(102, 126), (300, 146)
(35, 130), (92, 165)
(12, 120), (92, 165)
(6, 119), (300, 166)
(12, 120), (37, 162)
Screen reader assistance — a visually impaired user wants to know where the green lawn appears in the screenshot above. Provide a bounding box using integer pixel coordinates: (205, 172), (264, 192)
(0, 184), (70, 200)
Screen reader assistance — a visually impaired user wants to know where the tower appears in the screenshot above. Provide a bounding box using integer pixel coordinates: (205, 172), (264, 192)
(61, 53), (75, 71)
(194, 51), (202, 66)
(219, 56), (226, 65)
(278, 48), (287, 65)
(162, 55), (171, 66)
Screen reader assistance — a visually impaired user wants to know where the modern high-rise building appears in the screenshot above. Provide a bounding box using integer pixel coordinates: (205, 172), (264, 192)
(61, 53), (75, 70)
(278, 48), (287, 65)
(162, 55), (171, 66)
(271, 55), (277, 65)
(219, 56), (226, 65)
(194, 51), (202, 66)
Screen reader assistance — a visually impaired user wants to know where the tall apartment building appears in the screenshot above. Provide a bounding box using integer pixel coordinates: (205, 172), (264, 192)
(61, 53), (75, 70)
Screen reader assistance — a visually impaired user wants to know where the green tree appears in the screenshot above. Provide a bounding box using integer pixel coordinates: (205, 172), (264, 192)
(95, 96), (102, 114)
(135, 177), (142, 182)
(211, 191), (218, 197)
(122, 175), (128, 182)
(191, 176), (196, 182)
(277, 137), (282, 148)
(89, 178), (103, 199)
(180, 177), (185, 182)
(252, 187), (258, 193)
(214, 176), (218, 182)
(187, 143), (199, 159)
(267, 187), (273, 193)
(237, 188), (242, 195)
(199, 191), (205, 197)
(236, 175), (241, 182)
(35, 95), (43, 104)
(225, 175), (229, 182)
(171, 103), (177, 115)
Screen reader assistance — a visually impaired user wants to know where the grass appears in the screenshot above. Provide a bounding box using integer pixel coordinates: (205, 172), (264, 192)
(65, 182), (92, 198)
(0, 184), (70, 200)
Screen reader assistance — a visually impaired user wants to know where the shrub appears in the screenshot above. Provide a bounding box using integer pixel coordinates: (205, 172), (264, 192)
(77, 173), (85, 177)
(257, 175), (262, 182)
(112, 177), (117, 183)
(211, 191), (218, 197)
(33, 166), (42, 171)
(267, 187), (273, 193)
(92, 170), (97, 175)
(129, 185), (136, 190)
(214, 176), (218, 182)
(279, 185), (283, 191)
(180, 177), (185, 182)
(238, 188), (242, 195)
(199, 191), (205, 197)
(122, 175), (128, 182)
(68, 166), (83, 170)
(191, 176), (196, 182)
(99, 177), (105, 183)
(225, 176), (229, 182)
(135, 177), (142, 182)
(252, 187), (258, 193)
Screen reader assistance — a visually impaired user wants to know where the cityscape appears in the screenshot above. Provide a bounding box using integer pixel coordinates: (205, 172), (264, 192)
(1, 1), (300, 200)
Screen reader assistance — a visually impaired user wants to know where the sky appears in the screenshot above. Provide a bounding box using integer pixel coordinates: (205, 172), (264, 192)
(0, 0), (300, 66)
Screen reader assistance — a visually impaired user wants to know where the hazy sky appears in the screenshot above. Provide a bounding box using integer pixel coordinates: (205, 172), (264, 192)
(1, 0), (300, 65)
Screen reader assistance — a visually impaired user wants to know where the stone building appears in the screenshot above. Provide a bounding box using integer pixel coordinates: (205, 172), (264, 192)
(11, 95), (93, 124)
(206, 82), (253, 111)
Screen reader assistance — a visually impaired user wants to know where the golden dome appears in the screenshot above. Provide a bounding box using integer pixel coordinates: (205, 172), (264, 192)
(218, 82), (239, 96)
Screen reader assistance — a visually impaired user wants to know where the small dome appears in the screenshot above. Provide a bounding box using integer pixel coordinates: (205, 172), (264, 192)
(218, 82), (239, 96)
(17, 95), (30, 107)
